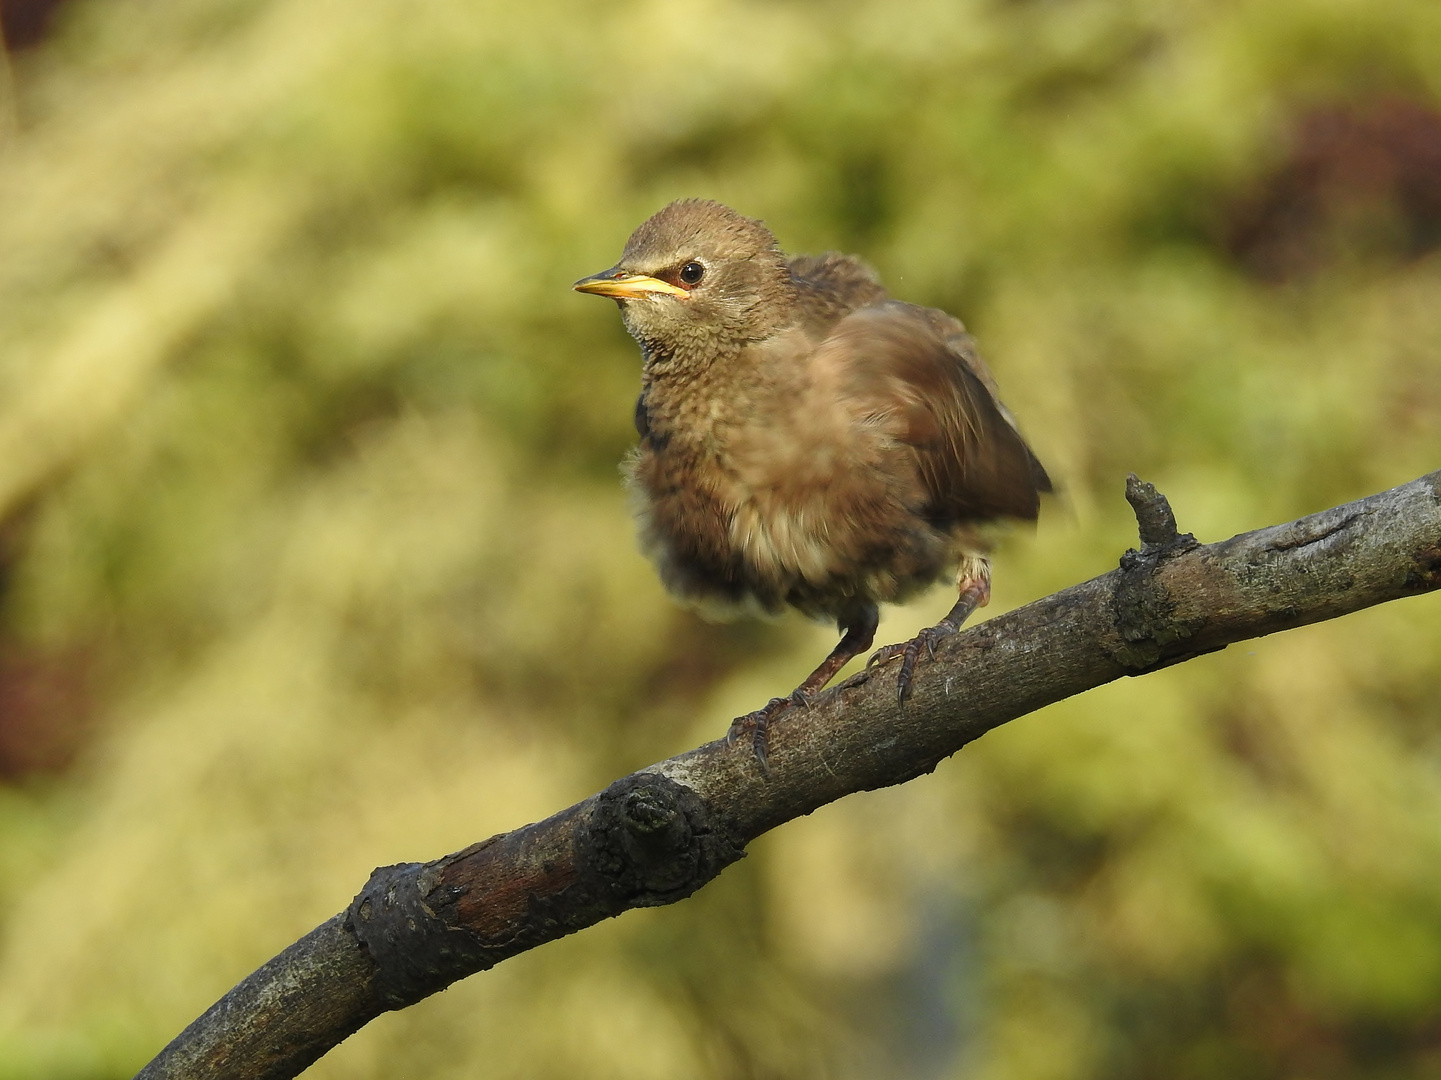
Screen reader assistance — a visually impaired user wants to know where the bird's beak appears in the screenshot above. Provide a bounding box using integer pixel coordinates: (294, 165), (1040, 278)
(573, 267), (688, 300)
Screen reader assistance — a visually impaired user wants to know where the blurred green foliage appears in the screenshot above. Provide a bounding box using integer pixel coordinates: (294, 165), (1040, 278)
(0, 0), (1438, 1076)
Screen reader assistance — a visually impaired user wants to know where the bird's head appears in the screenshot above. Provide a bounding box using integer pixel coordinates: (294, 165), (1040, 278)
(574, 200), (795, 359)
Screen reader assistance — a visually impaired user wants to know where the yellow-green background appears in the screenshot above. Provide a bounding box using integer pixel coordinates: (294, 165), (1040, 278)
(0, 0), (1438, 1076)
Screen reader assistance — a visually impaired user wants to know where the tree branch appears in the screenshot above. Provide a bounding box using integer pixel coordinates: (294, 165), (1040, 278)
(135, 471), (1441, 1080)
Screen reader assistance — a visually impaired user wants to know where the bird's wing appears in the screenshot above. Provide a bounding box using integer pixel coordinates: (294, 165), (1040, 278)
(812, 301), (1051, 525)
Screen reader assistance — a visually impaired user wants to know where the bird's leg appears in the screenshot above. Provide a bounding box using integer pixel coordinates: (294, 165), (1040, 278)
(728, 604), (879, 773)
(867, 555), (991, 705)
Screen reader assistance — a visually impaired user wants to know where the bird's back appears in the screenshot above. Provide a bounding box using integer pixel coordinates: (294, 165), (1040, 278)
(788, 252), (889, 328)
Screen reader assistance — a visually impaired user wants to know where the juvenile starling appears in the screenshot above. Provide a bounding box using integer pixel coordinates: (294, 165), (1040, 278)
(575, 200), (1050, 768)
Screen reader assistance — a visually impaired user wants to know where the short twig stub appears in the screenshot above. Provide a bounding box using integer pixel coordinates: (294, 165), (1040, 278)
(1125, 473), (1196, 552)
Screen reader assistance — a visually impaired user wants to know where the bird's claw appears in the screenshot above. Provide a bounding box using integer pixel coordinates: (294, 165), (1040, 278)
(866, 642), (905, 670)
(726, 695), (799, 775)
(869, 623), (959, 705)
(902, 622), (960, 702)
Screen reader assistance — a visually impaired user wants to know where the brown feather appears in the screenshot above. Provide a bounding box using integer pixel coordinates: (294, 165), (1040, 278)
(580, 200), (1049, 627)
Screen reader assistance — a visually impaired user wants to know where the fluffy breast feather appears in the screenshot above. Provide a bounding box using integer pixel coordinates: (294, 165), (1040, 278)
(627, 319), (962, 619)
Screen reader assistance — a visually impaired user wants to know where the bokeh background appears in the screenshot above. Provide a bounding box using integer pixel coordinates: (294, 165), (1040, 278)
(0, 0), (1439, 1076)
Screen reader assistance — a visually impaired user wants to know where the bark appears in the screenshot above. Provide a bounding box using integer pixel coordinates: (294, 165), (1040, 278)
(136, 470), (1441, 1080)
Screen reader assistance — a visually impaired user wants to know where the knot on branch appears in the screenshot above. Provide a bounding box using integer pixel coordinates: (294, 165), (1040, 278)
(342, 775), (742, 1014)
(1405, 544), (1441, 592)
(1113, 475), (1202, 671)
(578, 772), (745, 908)
(346, 859), (494, 1011)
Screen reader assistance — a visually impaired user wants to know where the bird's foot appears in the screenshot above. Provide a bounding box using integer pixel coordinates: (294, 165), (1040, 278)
(727, 692), (808, 775)
(868, 564), (989, 705)
(866, 622), (959, 705)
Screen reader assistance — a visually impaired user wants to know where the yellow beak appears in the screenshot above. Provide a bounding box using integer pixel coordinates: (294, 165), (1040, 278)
(573, 269), (688, 300)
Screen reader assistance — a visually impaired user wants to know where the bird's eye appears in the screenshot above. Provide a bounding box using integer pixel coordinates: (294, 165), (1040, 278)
(679, 261), (705, 286)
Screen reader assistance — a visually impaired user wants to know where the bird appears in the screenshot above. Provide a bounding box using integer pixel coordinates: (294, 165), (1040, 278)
(574, 199), (1050, 770)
